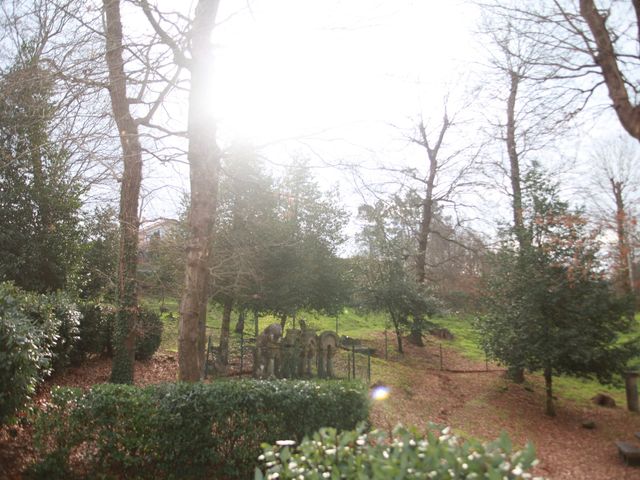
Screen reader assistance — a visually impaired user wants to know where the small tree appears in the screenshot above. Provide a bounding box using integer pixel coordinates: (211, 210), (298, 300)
(356, 202), (439, 353)
(478, 167), (637, 416)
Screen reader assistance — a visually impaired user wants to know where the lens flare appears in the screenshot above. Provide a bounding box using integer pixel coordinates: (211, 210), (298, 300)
(370, 385), (390, 401)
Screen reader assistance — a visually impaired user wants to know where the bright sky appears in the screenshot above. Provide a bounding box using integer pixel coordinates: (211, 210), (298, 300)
(211, 0), (479, 145)
(142, 0), (633, 245)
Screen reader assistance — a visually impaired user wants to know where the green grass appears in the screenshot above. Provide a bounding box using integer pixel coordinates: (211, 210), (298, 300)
(144, 296), (639, 407)
(142, 297), (389, 352)
(429, 315), (486, 361)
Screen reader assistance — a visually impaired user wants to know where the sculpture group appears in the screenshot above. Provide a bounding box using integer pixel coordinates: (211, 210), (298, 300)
(253, 323), (339, 379)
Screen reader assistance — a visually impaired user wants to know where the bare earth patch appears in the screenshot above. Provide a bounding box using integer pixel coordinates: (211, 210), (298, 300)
(2, 342), (640, 478)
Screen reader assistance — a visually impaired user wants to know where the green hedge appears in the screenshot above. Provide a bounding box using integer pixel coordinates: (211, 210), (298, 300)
(29, 380), (369, 479)
(256, 424), (540, 479)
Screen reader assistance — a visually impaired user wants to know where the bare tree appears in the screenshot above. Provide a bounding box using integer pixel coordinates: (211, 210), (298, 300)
(587, 137), (639, 299)
(141, 0), (222, 381)
(482, 0), (640, 142)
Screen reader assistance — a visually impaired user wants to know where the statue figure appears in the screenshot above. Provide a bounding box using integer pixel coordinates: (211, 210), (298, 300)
(254, 323), (282, 379)
(318, 331), (339, 378)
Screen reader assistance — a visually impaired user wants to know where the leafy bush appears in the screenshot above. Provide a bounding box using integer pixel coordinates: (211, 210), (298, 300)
(73, 302), (114, 363)
(256, 424), (541, 480)
(46, 293), (81, 372)
(135, 308), (163, 360)
(0, 283), (82, 425)
(73, 302), (161, 363)
(30, 380), (369, 479)
(0, 303), (49, 425)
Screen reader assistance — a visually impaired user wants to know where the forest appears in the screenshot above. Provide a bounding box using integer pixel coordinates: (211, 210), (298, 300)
(0, 1), (639, 479)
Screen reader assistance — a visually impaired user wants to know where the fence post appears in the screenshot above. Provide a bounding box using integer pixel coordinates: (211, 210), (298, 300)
(240, 330), (244, 374)
(352, 344), (356, 379)
(347, 350), (351, 380)
(439, 343), (443, 371)
(367, 350), (371, 383)
(384, 328), (388, 361)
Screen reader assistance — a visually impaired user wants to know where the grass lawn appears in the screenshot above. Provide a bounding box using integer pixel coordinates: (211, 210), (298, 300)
(430, 313), (640, 407)
(142, 297), (388, 352)
(145, 296), (639, 407)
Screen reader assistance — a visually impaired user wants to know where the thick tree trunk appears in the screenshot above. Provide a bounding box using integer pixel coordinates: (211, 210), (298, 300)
(103, 0), (143, 384)
(580, 0), (640, 141)
(178, 0), (221, 382)
(544, 366), (556, 417)
(219, 297), (233, 365)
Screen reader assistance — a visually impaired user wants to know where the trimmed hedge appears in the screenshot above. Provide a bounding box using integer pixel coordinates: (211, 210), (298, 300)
(256, 424), (540, 479)
(29, 380), (369, 479)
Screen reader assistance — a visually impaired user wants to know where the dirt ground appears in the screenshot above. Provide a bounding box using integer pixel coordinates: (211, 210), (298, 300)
(2, 337), (640, 479)
(367, 335), (640, 480)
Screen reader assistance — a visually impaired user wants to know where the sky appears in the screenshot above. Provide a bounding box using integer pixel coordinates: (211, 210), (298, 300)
(138, 0), (635, 248)
(146, 0), (483, 222)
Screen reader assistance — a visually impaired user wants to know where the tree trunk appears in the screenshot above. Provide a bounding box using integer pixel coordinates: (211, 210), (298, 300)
(390, 312), (403, 354)
(506, 70), (526, 384)
(279, 313), (287, 331)
(219, 297), (233, 365)
(507, 71), (525, 247)
(579, 0), (640, 141)
(103, 0), (143, 384)
(544, 365), (556, 417)
(178, 0), (221, 382)
(234, 309), (246, 334)
(611, 178), (632, 297)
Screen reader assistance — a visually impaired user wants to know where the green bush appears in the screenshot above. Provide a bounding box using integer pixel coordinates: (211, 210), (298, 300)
(0, 305), (49, 425)
(73, 302), (114, 363)
(0, 284), (53, 425)
(256, 424), (540, 479)
(30, 380), (369, 479)
(46, 293), (81, 372)
(135, 308), (163, 360)
(0, 283), (83, 425)
(73, 303), (161, 363)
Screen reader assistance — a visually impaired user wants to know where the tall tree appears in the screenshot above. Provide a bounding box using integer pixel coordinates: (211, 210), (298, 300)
(104, 0), (179, 383)
(103, 0), (145, 383)
(587, 137), (639, 302)
(482, 0), (640, 142)
(0, 50), (83, 293)
(142, 0), (222, 380)
(478, 167), (636, 416)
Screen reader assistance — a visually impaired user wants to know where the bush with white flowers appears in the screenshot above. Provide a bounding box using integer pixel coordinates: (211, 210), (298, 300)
(256, 423), (542, 479)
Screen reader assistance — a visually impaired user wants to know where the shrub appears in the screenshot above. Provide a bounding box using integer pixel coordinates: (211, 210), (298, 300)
(0, 283), (52, 425)
(256, 424), (541, 480)
(46, 293), (81, 372)
(73, 303), (160, 363)
(73, 302), (114, 363)
(135, 308), (162, 360)
(30, 380), (369, 479)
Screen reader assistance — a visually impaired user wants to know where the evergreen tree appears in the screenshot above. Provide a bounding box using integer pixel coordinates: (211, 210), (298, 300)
(0, 49), (82, 293)
(477, 167), (637, 416)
